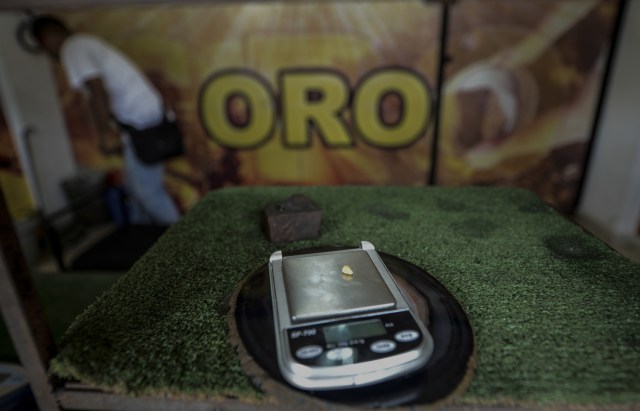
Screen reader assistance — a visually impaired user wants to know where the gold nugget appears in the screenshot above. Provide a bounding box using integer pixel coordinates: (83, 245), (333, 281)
(341, 265), (354, 276)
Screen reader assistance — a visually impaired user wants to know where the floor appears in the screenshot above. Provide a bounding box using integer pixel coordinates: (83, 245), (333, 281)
(35, 223), (118, 273)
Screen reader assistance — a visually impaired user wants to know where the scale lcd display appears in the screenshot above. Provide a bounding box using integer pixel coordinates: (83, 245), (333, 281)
(322, 319), (386, 343)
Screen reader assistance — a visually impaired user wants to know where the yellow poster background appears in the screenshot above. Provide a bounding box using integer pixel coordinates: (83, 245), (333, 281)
(49, 0), (621, 213)
(54, 1), (441, 212)
(0, 96), (34, 220)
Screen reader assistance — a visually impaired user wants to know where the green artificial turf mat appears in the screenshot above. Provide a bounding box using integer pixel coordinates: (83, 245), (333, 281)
(0, 272), (123, 363)
(49, 187), (640, 405)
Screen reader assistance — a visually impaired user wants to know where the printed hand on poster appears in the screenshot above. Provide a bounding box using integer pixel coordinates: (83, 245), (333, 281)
(440, 0), (619, 211)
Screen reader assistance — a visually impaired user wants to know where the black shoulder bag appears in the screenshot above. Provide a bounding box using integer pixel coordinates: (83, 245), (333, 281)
(118, 112), (184, 165)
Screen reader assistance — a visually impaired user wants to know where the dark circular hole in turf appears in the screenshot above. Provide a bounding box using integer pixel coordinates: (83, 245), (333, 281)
(434, 197), (469, 212)
(545, 234), (603, 261)
(234, 247), (475, 408)
(450, 218), (498, 239)
(364, 203), (410, 221)
(517, 200), (549, 214)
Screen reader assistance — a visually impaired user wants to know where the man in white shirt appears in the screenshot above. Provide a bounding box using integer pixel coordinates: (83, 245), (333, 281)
(32, 15), (180, 225)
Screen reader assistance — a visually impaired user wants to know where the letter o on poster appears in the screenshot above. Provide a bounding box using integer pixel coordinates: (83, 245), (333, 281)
(353, 69), (431, 148)
(200, 70), (275, 149)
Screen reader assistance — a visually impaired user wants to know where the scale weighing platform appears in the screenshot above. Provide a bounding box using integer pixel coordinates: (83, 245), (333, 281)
(268, 241), (434, 390)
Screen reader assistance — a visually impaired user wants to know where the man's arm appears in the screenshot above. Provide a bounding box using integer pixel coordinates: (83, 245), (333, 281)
(85, 77), (122, 155)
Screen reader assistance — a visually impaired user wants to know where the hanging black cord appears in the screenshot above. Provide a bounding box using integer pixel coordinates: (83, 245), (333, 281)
(427, 0), (453, 185)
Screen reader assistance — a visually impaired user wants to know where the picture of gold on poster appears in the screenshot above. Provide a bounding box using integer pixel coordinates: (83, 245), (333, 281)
(440, 0), (620, 211)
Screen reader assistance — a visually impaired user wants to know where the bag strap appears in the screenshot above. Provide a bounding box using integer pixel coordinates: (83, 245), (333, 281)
(163, 98), (176, 122)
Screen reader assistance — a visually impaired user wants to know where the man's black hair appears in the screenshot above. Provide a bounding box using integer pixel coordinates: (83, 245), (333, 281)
(30, 15), (70, 40)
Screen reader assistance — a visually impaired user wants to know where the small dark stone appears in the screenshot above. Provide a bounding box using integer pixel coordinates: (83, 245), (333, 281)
(263, 194), (322, 244)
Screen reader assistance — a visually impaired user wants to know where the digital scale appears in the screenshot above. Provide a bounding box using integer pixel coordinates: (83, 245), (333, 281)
(268, 241), (434, 390)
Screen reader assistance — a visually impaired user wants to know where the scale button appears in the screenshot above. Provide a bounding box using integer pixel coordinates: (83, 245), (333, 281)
(326, 347), (354, 361)
(370, 340), (397, 354)
(295, 345), (323, 360)
(395, 330), (420, 343)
